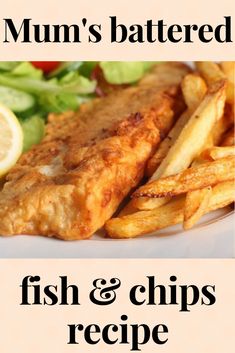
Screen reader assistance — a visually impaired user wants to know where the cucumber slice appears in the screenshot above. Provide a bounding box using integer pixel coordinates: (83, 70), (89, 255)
(0, 85), (36, 114)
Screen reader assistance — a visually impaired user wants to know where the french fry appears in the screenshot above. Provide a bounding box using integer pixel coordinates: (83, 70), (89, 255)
(183, 187), (212, 230)
(212, 116), (231, 146)
(181, 74), (207, 109)
(196, 61), (234, 104)
(221, 126), (235, 146)
(202, 146), (235, 160)
(133, 156), (235, 198)
(206, 181), (235, 212)
(220, 62), (235, 85)
(133, 80), (226, 210)
(118, 200), (139, 217)
(147, 81), (226, 176)
(184, 180), (235, 230)
(131, 195), (170, 211)
(106, 197), (185, 239)
(146, 110), (191, 176)
(184, 106), (234, 230)
(105, 181), (235, 239)
(212, 104), (234, 145)
(147, 74), (207, 176)
(196, 62), (226, 84)
(220, 62), (235, 105)
(183, 155), (210, 230)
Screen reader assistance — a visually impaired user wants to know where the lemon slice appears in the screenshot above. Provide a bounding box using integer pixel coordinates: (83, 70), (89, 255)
(0, 103), (23, 177)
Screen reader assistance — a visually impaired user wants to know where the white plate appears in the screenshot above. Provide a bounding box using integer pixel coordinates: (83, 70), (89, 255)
(0, 208), (234, 258)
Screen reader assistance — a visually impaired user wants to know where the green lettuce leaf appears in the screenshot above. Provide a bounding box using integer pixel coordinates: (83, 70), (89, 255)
(59, 72), (96, 94)
(100, 62), (156, 84)
(39, 92), (79, 114)
(0, 62), (19, 72)
(20, 115), (45, 152)
(11, 62), (43, 79)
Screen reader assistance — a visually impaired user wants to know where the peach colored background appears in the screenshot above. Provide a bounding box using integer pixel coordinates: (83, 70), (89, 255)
(0, 0), (234, 60)
(0, 260), (234, 352)
(0, 0), (234, 352)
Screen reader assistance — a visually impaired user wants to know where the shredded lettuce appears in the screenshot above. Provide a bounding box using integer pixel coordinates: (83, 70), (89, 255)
(100, 62), (156, 84)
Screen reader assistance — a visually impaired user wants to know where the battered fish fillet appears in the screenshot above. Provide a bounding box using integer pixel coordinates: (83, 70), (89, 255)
(0, 62), (189, 240)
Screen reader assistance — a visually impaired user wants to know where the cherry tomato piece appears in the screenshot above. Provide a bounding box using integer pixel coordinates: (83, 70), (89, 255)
(31, 61), (60, 74)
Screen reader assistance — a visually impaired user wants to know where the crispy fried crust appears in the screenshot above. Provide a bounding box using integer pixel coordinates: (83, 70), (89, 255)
(0, 63), (189, 239)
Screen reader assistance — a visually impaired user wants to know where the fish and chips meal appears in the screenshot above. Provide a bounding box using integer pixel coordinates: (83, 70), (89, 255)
(0, 61), (234, 240)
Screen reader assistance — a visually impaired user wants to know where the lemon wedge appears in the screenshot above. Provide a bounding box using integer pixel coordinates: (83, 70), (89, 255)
(0, 103), (23, 177)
